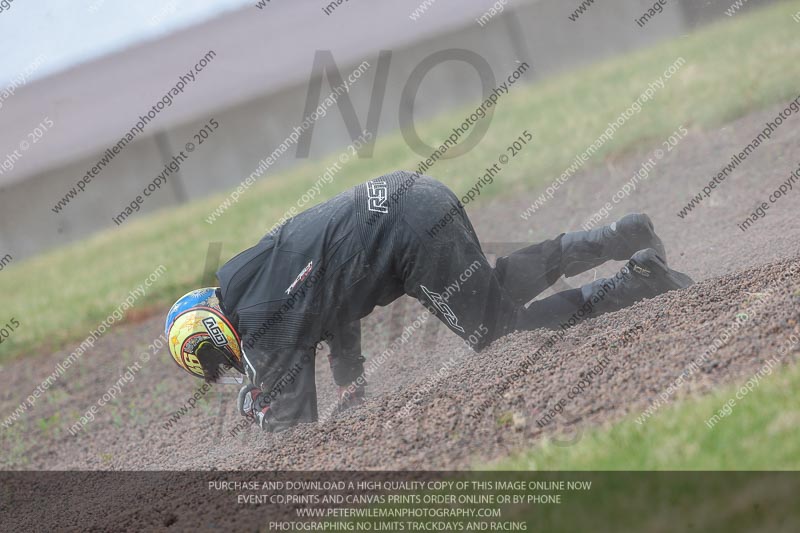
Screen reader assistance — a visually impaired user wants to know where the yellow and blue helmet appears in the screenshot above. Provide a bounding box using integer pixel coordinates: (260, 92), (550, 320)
(165, 288), (243, 380)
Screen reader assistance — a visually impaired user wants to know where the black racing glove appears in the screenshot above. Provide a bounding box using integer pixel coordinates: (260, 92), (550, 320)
(337, 380), (366, 413)
(237, 384), (271, 430)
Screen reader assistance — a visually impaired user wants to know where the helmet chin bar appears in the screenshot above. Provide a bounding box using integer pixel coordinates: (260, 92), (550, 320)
(196, 342), (244, 384)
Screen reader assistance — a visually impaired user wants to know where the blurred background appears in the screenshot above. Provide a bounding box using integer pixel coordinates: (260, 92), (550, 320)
(0, 0), (770, 259)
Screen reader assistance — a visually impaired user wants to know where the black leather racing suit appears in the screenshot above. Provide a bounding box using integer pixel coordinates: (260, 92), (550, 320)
(217, 171), (567, 430)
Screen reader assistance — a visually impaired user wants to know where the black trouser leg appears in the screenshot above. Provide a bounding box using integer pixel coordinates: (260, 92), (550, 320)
(512, 288), (585, 331)
(394, 179), (516, 351)
(494, 235), (565, 306)
(395, 177), (622, 348)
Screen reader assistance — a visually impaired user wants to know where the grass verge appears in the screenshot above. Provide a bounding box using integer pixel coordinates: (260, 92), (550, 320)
(332, 362), (800, 531)
(490, 357), (800, 470)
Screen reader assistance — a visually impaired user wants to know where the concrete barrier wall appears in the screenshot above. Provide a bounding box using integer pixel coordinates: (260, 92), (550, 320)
(0, 0), (778, 259)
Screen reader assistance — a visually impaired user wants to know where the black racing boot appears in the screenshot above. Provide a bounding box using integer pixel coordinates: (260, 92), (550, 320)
(562, 248), (694, 328)
(560, 213), (667, 278)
